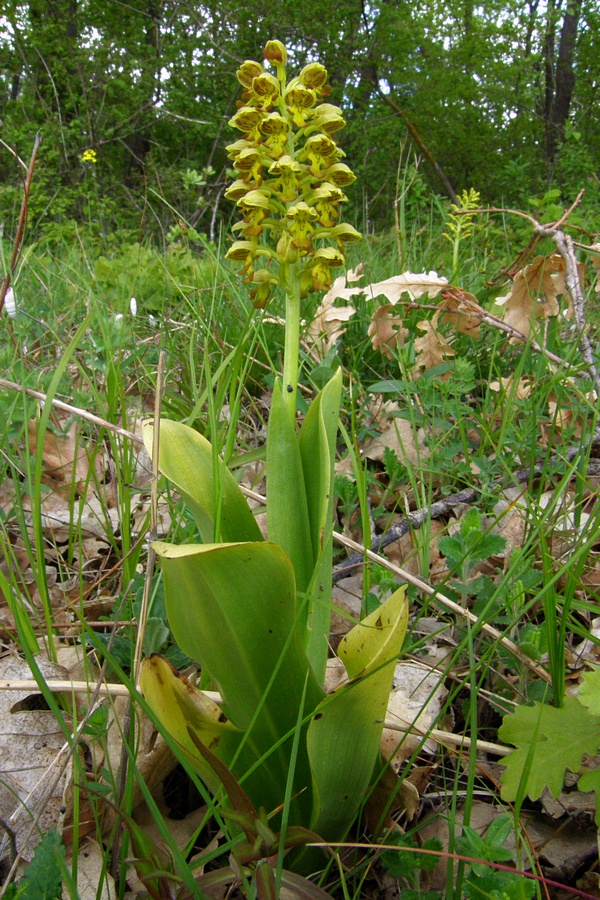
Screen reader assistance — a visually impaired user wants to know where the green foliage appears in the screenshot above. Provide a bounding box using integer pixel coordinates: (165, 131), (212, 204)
(456, 816), (534, 900)
(499, 673), (600, 822)
(438, 508), (507, 589)
(3, 830), (65, 900)
(93, 241), (216, 313)
(380, 833), (442, 881)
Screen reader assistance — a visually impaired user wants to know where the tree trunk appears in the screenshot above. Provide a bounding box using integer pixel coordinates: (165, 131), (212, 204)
(544, 0), (583, 173)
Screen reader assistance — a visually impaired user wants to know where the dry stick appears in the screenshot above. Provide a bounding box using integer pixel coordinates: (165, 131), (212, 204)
(0, 133), (41, 314)
(333, 530), (553, 685)
(333, 437), (600, 582)
(0, 377), (142, 445)
(109, 350), (165, 881)
(0, 679), (510, 759)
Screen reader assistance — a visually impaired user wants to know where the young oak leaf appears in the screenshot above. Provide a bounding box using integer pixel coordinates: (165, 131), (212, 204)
(499, 697), (600, 804)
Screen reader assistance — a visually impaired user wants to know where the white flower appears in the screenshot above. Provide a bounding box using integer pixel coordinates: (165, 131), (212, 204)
(115, 313), (124, 327)
(130, 297), (137, 317)
(4, 287), (16, 318)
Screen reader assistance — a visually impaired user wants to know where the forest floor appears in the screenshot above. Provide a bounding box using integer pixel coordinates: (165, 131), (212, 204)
(1, 202), (600, 899)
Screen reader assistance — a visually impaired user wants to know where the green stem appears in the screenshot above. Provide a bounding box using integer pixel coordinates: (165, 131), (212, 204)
(282, 263), (301, 421)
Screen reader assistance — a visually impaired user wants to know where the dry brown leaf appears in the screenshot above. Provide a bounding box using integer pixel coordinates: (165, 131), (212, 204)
(304, 269), (362, 359)
(68, 839), (116, 899)
(368, 304), (409, 357)
(0, 656), (72, 866)
(365, 270), (448, 305)
(489, 374), (534, 399)
(361, 402), (429, 468)
(438, 287), (482, 337)
(497, 253), (573, 340)
(413, 319), (455, 373)
(381, 662), (448, 770)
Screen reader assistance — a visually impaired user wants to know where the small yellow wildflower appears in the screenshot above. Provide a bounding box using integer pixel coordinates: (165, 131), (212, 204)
(81, 149), (97, 164)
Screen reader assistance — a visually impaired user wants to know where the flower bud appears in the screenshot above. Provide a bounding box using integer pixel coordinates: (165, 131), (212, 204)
(263, 40), (287, 65)
(298, 63), (328, 91)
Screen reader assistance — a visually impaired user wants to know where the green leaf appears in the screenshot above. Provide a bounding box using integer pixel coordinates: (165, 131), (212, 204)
(577, 766), (600, 825)
(579, 667), (600, 715)
(298, 369), (342, 681)
(307, 585), (409, 839)
(140, 655), (243, 794)
(499, 697), (600, 803)
(152, 539), (324, 819)
(142, 419), (262, 544)
(21, 829), (64, 900)
(266, 380), (314, 594)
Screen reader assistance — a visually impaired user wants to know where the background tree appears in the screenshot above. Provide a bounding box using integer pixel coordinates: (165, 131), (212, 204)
(0, 0), (598, 241)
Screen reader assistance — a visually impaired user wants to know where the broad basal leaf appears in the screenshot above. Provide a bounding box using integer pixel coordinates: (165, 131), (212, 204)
(307, 585), (409, 839)
(153, 539), (324, 820)
(266, 380), (314, 594)
(499, 697), (600, 803)
(298, 369), (342, 681)
(143, 419), (262, 544)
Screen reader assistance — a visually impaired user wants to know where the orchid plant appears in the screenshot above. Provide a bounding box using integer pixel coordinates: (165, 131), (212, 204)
(140, 41), (408, 878)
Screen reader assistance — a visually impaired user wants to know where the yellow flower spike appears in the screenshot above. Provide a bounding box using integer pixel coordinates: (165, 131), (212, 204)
(298, 133), (344, 177)
(309, 247), (345, 291)
(268, 155), (303, 202)
(298, 63), (328, 92)
(276, 230), (300, 264)
(285, 83), (317, 127)
(263, 40), (287, 66)
(249, 269), (278, 309)
(233, 146), (264, 184)
(316, 223), (362, 251)
(305, 183), (348, 227)
(325, 163), (357, 188)
(286, 201), (320, 251)
(225, 240), (258, 273)
(225, 139), (255, 160)
(237, 60), (265, 88)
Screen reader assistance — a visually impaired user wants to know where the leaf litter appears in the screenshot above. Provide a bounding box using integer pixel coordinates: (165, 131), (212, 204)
(3, 239), (600, 895)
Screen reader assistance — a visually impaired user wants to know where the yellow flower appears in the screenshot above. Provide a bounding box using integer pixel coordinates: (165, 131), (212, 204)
(263, 40), (287, 65)
(237, 60), (265, 89)
(260, 113), (291, 158)
(286, 201), (320, 251)
(298, 63), (328, 92)
(81, 149), (97, 164)
(309, 247), (345, 291)
(268, 155), (303, 202)
(285, 83), (317, 127)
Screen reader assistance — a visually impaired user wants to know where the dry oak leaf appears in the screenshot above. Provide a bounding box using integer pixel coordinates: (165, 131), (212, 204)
(414, 319), (455, 373)
(368, 304), (409, 358)
(497, 253), (572, 340)
(489, 374), (534, 399)
(438, 287), (482, 337)
(305, 270), (361, 359)
(361, 402), (429, 468)
(364, 270), (448, 304)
